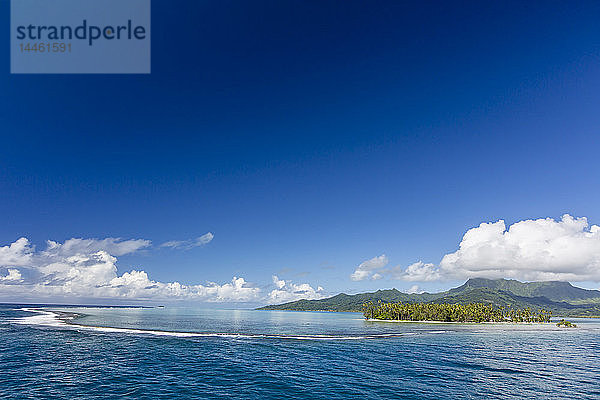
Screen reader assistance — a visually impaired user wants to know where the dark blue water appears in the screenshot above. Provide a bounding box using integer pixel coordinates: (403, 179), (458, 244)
(1, 304), (599, 399)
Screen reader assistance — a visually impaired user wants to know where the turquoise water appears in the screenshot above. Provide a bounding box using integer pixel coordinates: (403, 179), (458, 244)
(1, 304), (599, 399)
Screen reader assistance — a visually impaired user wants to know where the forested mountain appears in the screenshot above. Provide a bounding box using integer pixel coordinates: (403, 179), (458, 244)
(258, 279), (600, 317)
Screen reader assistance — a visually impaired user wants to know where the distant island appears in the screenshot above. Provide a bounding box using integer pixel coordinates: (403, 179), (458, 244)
(258, 278), (600, 318)
(556, 319), (577, 328)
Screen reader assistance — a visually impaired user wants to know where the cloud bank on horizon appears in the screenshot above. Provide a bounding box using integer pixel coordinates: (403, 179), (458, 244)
(3, 214), (599, 303)
(0, 237), (322, 304)
(351, 214), (600, 283)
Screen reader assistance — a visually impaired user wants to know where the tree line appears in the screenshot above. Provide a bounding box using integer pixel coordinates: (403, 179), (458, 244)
(362, 301), (552, 323)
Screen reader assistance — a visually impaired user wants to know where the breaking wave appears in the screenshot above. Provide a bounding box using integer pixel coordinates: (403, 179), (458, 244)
(11, 308), (419, 341)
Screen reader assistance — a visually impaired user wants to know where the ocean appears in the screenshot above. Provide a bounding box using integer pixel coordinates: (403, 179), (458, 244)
(1, 304), (599, 399)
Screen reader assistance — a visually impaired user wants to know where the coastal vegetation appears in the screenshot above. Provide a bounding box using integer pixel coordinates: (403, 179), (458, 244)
(556, 319), (577, 328)
(362, 301), (552, 323)
(258, 278), (600, 318)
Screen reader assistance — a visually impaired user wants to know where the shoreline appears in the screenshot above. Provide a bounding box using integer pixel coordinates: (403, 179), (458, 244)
(366, 319), (551, 325)
(260, 309), (600, 319)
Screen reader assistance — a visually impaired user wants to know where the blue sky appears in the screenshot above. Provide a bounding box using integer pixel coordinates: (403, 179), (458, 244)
(1, 1), (600, 304)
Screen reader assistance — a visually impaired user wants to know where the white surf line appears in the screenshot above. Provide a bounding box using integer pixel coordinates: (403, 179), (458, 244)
(69, 325), (412, 340)
(10, 308), (71, 327)
(11, 308), (425, 341)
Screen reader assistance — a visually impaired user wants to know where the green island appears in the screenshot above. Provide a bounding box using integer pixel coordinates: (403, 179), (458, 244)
(362, 301), (552, 323)
(258, 278), (600, 318)
(556, 319), (577, 328)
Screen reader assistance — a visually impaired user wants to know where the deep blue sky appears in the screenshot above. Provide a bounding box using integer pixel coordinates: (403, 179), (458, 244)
(1, 1), (600, 295)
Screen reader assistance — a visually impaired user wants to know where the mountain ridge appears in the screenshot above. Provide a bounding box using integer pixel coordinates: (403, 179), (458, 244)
(258, 278), (600, 317)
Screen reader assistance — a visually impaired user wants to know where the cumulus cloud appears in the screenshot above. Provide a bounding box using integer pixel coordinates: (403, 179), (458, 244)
(267, 275), (325, 303)
(391, 214), (600, 282)
(350, 255), (389, 281)
(437, 214), (600, 281)
(0, 237), (33, 266)
(161, 232), (214, 250)
(0, 268), (23, 282)
(0, 237), (259, 302)
(406, 285), (422, 294)
(394, 261), (441, 282)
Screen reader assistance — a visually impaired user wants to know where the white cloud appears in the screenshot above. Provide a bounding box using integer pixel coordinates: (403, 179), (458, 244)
(161, 232), (214, 250)
(350, 255), (389, 281)
(0, 237), (33, 266)
(44, 237), (151, 257)
(394, 261), (441, 282)
(0, 268), (23, 282)
(267, 275), (325, 304)
(0, 237), (329, 304)
(0, 237), (259, 302)
(406, 285), (422, 294)
(390, 214), (600, 282)
(438, 214), (600, 281)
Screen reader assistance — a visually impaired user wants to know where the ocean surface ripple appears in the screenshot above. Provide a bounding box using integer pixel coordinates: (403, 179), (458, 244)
(1, 305), (599, 399)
